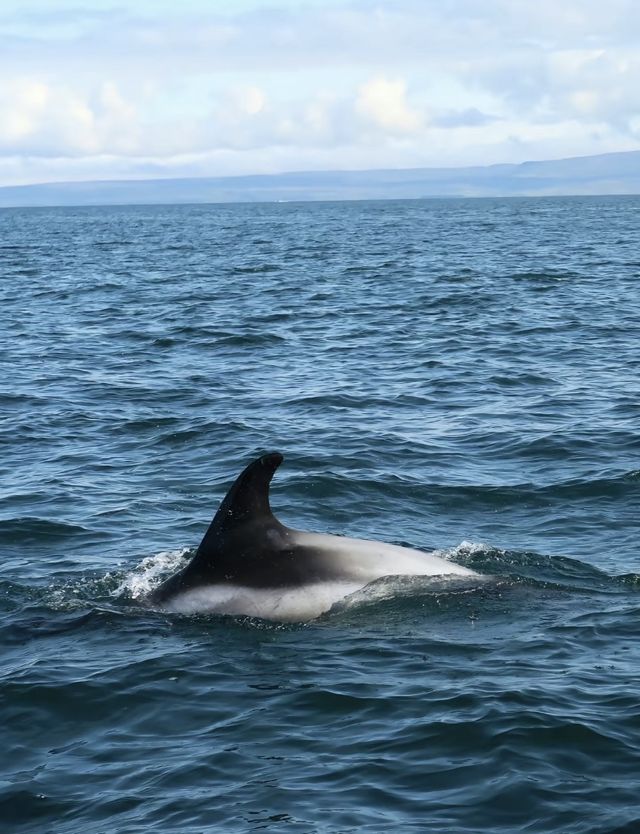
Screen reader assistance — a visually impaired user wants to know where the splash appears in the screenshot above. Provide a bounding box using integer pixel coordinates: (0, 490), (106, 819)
(114, 548), (191, 600)
(446, 540), (491, 558)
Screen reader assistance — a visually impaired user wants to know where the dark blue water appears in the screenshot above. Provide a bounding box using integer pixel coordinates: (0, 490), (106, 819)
(2, 196), (639, 833)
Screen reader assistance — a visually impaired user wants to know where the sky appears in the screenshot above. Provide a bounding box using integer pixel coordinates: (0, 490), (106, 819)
(1, 0), (639, 185)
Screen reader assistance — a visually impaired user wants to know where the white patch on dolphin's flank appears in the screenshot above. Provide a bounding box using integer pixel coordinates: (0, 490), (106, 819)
(161, 581), (365, 622)
(156, 569), (486, 622)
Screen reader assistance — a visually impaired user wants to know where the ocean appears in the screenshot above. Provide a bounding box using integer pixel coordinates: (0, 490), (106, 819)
(1, 196), (639, 833)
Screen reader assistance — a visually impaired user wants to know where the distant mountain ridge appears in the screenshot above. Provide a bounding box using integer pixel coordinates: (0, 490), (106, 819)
(0, 150), (638, 207)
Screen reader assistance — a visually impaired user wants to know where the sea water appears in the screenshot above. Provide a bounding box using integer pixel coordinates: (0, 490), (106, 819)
(1, 196), (639, 832)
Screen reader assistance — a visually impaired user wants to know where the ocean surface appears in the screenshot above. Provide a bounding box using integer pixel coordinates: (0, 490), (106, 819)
(1, 195), (639, 833)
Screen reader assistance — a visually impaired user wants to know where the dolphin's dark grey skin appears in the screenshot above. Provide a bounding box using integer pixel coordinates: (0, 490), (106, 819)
(147, 452), (477, 619)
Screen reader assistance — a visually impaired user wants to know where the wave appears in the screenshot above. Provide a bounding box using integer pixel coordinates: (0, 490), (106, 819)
(0, 516), (92, 543)
(401, 471), (640, 507)
(268, 468), (640, 511)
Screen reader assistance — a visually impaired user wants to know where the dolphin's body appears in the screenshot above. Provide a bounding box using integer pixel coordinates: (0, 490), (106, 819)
(148, 453), (478, 621)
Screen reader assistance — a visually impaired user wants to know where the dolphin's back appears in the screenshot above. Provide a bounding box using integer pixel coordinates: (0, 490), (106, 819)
(293, 531), (477, 581)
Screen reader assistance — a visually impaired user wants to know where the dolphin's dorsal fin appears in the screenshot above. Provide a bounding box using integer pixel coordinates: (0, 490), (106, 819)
(213, 452), (283, 528)
(193, 452), (284, 562)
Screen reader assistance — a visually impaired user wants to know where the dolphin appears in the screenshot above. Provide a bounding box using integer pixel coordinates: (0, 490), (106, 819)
(147, 452), (478, 621)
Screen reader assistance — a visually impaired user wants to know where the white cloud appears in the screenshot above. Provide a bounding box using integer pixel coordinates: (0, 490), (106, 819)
(355, 77), (421, 134)
(0, 78), (143, 157)
(1, 81), (47, 143)
(235, 86), (266, 116)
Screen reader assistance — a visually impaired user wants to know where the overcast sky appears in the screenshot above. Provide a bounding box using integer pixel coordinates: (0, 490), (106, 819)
(1, 0), (639, 185)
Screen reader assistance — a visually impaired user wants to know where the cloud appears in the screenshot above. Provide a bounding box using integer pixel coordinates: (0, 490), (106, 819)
(547, 49), (640, 131)
(355, 77), (421, 134)
(0, 78), (142, 156)
(0, 1), (639, 184)
(234, 86), (266, 116)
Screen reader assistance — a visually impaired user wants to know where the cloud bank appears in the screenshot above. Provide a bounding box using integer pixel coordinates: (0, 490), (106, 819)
(1, 0), (639, 185)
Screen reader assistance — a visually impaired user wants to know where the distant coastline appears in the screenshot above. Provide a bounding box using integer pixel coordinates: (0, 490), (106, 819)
(0, 149), (638, 208)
